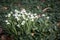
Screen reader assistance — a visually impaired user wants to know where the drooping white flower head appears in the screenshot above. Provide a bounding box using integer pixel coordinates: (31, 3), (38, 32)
(5, 20), (10, 24)
(25, 18), (28, 21)
(18, 14), (21, 17)
(46, 16), (49, 19)
(22, 14), (26, 19)
(35, 16), (38, 18)
(15, 16), (20, 21)
(17, 24), (20, 28)
(7, 22), (10, 24)
(27, 12), (31, 15)
(10, 11), (13, 14)
(8, 13), (11, 17)
(21, 9), (26, 13)
(5, 20), (8, 22)
(42, 14), (45, 16)
(34, 13), (37, 16)
(21, 21), (25, 25)
(15, 9), (20, 13)
(30, 14), (35, 19)
(31, 19), (34, 22)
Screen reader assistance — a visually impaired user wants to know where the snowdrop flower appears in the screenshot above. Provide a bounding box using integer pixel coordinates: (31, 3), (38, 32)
(7, 22), (10, 24)
(21, 9), (26, 13)
(21, 21), (25, 25)
(28, 12), (31, 15)
(28, 16), (30, 18)
(34, 13), (37, 16)
(15, 16), (20, 21)
(31, 16), (35, 19)
(46, 16), (49, 19)
(10, 11), (13, 14)
(5, 15), (8, 17)
(17, 24), (20, 28)
(17, 18), (20, 21)
(5, 20), (8, 22)
(22, 14), (26, 19)
(5, 20), (10, 24)
(8, 13), (11, 17)
(18, 14), (21, 17)
(35, 16), (38, 18)
(15, 16), (18, 19)
(30, 14), (33, 17)
(24, 12), (28, 15)
(25, 18), (28, 21)
(15, 9), (20, 13)
(30, 14), (35, 19)
(31, 19), (34, 21)
(13, 13), (18, 17)
(42, 14), (45, 16)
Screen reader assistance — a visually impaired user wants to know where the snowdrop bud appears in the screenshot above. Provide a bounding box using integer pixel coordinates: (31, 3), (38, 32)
(21, 21), (25, 25)
(8, 14), (11, 17)
(46, 16), (49, 19)
(42, 14), (45, 16)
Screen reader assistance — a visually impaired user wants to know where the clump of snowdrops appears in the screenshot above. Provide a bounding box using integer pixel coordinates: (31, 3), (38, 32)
(5, 9), (39, 34)
(4, 9), (57, 40)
